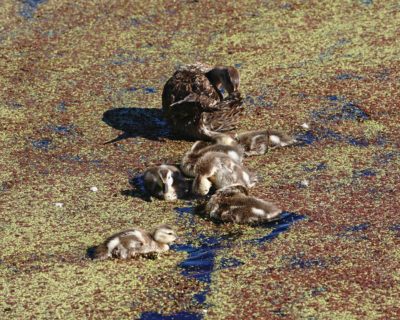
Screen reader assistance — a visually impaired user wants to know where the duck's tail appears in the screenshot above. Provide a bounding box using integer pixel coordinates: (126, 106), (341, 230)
(200, 96), (244, 135)
(87, 243), (109, 260)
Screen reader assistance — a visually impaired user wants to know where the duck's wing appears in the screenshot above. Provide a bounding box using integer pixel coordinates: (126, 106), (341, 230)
(200, 96), (245, 133)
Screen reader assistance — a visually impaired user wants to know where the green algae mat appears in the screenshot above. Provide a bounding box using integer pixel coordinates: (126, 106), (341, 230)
(1, 1), (399, 319)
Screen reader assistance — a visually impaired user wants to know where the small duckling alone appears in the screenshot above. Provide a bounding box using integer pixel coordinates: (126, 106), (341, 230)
(181, 140), (244, 177)
(143, 165), (188, 201)
(90, 225), (177, 260)
(205, 185), (282, 224)
(192, 152), (256, 196)
(236, 129), (297, 156)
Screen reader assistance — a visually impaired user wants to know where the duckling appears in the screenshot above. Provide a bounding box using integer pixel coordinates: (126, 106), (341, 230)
(143, 165), (188, 201)
(192, 152), (256, 196)
(162, 63), (244, 140)
(181, 140), (244, 177)
(90, 225), (177, 260)
(236, 129), (297, 156)
(205, 185), (282, 224)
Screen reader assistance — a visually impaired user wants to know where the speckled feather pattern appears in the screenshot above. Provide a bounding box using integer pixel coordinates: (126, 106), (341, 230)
(1, 0), (400, 319)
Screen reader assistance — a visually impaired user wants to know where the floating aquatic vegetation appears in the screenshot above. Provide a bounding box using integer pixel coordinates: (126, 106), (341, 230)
(20, 0), (46, 19)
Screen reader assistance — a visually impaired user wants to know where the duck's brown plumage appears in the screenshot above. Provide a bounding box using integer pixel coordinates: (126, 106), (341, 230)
(162, 64), (244, 140)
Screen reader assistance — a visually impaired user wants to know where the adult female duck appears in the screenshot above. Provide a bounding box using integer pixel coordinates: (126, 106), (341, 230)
(162, 63), (244, 140)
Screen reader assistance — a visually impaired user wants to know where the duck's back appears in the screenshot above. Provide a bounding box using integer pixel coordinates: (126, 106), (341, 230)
(162, 67), (220, 110)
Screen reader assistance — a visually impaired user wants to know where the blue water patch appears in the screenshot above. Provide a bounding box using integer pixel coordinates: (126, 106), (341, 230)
(303, 163), (327, 172)
(361, 0), (373, 4)
(248, 212), (306, 244)
(219, 257), (244, 269)
(338, 223), (370, 241)
(295, 131), (319, 146)
(140, 311), (202, 320)
(234, 63), (242, 68)
(345, 223), (370, 232)
(347, 137), (369, 147)
(56, 101), (68, 112)
(353, 169), (376, 178)
(312, 102), (369, 122)
(8, 102), (23, 109)
(282, 254), (340, 269)
(374, 152), (398, 165)
(326, 95), (345, 102)
(144, 87), (156, 94)
(48, 125), (75, 135)
(175, 206), (196, 226)
(336, 73), (363, 80)
(32, 139), (52, 150)
(389, 225), (400, 237)
(20, 0), (46, 19)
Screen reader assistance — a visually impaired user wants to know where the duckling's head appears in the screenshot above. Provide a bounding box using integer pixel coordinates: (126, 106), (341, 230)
(153, 225), (177, 244)
(192, 176), (212, 196)
(206, 66), (240, 94)
(211, 133), (237, 146)
(269, 133), (297, 147)
(155, 166), (180, 200)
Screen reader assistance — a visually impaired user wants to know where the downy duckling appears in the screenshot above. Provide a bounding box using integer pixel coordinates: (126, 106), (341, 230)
(205, 185), (282, 224)
(90, 225), (177, 260)
(181, 140), (244, 177)
(192, 152), (256, 196)
(143, 165), (188, 201)
(210, 133), (238, 146)
(236, 129), (297, 156)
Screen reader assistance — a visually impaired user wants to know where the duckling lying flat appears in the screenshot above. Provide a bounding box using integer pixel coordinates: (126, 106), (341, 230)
(192, 152), (256, 196)
(91, 225), (177, 260)
(236, 129), (297, 156)
(181, 140), (244, 177)
(143, 165), (188, 201)
(205, 185), (282, 224)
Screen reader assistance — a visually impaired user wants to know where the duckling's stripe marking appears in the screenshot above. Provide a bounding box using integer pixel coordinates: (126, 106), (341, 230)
(251, 208), (265, 216)
(107, 238), (120, 252)
(269, 135), (281, 145)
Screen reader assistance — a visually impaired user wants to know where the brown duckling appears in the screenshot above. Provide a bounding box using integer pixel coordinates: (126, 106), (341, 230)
(162, 63), (244, 140)
(205, 185), (282, 224)
(192, 152), (256, 196)
(235, 129), (297, 156)
(181, 140), (244, 177)
(90, 225), (177, 260)
(143, 165), (189, 201)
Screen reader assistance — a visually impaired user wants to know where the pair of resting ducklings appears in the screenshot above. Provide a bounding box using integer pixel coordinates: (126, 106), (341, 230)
(92, 63), (296, 260)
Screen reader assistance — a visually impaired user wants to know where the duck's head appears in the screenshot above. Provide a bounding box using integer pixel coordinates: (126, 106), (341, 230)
(206, 66), (240, 95)
(153, 225), (177, 244)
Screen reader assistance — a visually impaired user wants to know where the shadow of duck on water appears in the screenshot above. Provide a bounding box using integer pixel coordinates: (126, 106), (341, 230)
(140, 211), (305, 319)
